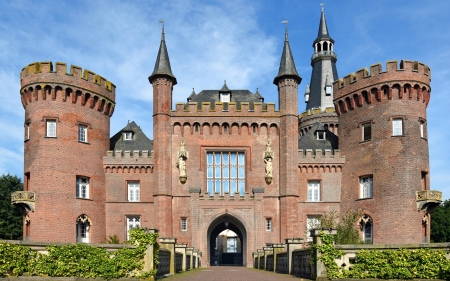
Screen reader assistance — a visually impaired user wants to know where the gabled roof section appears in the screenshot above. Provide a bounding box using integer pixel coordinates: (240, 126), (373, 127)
(110, 121), (153, 153)
(298, 122), (338, 151)
(148, 23), (177, 84)
(220, 81), (230, 92)
(314, 8), (334, 44)
(273, 25), (301, 85)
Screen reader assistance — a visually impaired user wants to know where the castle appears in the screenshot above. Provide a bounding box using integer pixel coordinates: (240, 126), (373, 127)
(12, 8), (442, 267)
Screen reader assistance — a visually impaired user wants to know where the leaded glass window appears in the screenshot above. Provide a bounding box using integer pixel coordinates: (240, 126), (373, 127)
(360, 176), (373, 198)
(127, 216), (140, 240)
(128, 182), (140, 202)
(76, 177), (89, 198)
(307, 181), (320, 202)
(207, 152), (245, 196)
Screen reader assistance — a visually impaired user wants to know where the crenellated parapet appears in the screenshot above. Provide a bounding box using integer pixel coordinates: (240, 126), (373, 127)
(103, 150), (153, 173)
(298, 149), (345, 173)
(20, 62), (116, 116)
(333, 60), (431, 115)
(172, 102), (279, 116)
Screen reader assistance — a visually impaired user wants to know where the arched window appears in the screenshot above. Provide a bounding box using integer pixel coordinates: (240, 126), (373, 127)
(76, 214), (91, 243)
(323, 41), (328, 51)
(359, 215), (373, 243)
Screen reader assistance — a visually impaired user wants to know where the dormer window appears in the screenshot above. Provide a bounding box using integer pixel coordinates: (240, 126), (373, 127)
(316, 131), (326, 140)
(123, 132), (132, 141)
(220, 93), (230, 102)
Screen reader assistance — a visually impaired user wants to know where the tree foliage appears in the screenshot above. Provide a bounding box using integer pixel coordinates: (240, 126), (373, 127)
(315, 209), (363, 244)
(0, 174), (23, 240)
(431, 199), (450, 242)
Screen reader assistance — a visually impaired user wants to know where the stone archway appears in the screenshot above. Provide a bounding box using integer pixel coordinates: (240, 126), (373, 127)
(207, 214), (247, 266)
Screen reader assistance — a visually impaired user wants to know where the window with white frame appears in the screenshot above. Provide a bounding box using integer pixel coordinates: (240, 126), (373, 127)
(220, 93), (230, 102)
(307, 181), (320, 202)
(46, 120), (56, 137)
(126, 216), (140, 240)
(316, 131), (325, 140)
(78, 125), (87, 142)
(127, 182), (140, 202)
(24, 122), (30, 141)
(76, 177), (89, 199)
(266, 218), (272, 231)
(76, 214), (91, 243)
(123, 132), (132, 140)
(181, 218), (187, 231)
(207, 151), (245, 196)
(306, 216), (321, 242)
(360, 215), (373, 243)
(392, 118), (403, 136)
(360, 176), (373, 199)
(362, 123), (371, 141)
(420, 119), (426, 138)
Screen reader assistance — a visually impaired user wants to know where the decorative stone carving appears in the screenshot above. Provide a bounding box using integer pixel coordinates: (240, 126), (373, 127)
(358, 214), (372, 229)
(252, 188), (265, 194)
(264, 138), (274, 184)
(177, 137), (188, 184)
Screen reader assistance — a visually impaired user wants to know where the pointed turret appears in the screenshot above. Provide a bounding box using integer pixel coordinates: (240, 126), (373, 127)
(187, 88), (196, 102)
(220, 80), (230, 92)
(149, 23), (177, 84)
(255, 88), (264, 102)
(314, 6), (334, 44)
(273, 24), (301, 85)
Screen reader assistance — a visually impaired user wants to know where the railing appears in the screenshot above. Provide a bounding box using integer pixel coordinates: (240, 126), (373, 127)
(311, 51), (337, 60)
(292, 249), (313, 278)
(157, 249), (171, 275)
(276, 253), (288, 274)
(175, 252), (183, 273)
(416, 190), (442, 201)
(266, 254), (274, 271)
(186, 255), (191, 270)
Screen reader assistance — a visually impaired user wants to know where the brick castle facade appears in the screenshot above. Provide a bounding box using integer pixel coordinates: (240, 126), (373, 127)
(14, 9), (442, 267)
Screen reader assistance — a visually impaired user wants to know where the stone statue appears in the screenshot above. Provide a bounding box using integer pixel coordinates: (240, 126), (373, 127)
(177, 156), (186, 177)
(177, 136), (188, 183)
(264, 137), (274, 184)
(264, 157), (273, 177)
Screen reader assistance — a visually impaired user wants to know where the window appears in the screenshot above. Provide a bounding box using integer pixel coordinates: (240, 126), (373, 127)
(128, 182), (140, 202)
(420, 119), (427, 138)
(220, 93), (230, 102)
(316, 131), (325, 140)
(207, 151), (245, 196)
(25, 121), (30, 141)
(360, 176), (373, 199)
(307, 181), (320, 202)
(362, 123), (371, 141)
(76, 215), (91, 243)
(306, 216), (321, 242)
(76, 177), (89, 198)
(266, 218), (272, 232)
(392, 118), (403, 136)
(78, 125), (87, 142)
(360, 215), (373, 243)
(123, 132), (132, 140)
(126, 216), (140, 240)
(181, 218), (187, 231)
(46, 120), (56, 137)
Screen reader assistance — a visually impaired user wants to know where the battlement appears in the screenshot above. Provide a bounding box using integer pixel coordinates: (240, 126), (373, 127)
(20, 62), (116, 100)
(103, 150), (153, 166)
(298, 149), (345, 163)
(299, 107), (335, 119)
(171, 102), (279, 116)
(334, 60), (431, 100)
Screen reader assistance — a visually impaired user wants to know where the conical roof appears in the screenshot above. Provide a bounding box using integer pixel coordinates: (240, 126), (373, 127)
(149, 24), (177, 84)
(187, 88), (196, 101)
(220, 80), (230, 92)
(314, 9), (334, 44)
(273, 25), (301, 85)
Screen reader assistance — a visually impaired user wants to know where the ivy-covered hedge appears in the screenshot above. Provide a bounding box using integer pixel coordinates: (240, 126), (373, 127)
(315, 231), (450, 279)
(0, 228), (158, 280)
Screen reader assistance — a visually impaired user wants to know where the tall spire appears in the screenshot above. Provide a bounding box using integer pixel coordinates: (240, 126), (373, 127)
(149, 20), (177, 84)
(273, 20), (301, 85)
(314, 5), (333, 44)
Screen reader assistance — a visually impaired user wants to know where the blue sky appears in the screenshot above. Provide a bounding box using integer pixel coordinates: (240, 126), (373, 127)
(1, 1), (449, 199)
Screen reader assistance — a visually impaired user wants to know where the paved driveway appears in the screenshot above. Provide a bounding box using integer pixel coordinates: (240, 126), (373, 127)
(158, 266), (306, 280)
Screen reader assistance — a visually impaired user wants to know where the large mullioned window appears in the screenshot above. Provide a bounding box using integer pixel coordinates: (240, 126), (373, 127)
(207, 152), (245, 196)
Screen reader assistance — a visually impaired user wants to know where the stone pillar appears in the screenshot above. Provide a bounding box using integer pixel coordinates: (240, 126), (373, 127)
(263, 246), (273, 270)
(272, 243), (285, 273)
(257, 249), (264, 269)
(198, 251), (202, 267)
(160, 238), (177, 274)
(285, 238), (304, 275)
(175, 243), (187, 272)
(193, 249), (199, 268)
(311, 229), (337, 280)
(186, 247), (194, 270)
(143, 228), (159, 273)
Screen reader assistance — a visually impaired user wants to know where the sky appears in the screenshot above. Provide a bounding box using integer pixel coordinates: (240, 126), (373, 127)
(0, 1), (449, 199)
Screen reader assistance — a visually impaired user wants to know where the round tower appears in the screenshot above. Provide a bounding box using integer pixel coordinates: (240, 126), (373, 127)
(334, 60), (433, 244)
(19, 62), (115, 242)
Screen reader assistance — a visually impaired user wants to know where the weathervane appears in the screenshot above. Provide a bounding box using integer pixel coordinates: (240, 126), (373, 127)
(321, 3), (324, 11)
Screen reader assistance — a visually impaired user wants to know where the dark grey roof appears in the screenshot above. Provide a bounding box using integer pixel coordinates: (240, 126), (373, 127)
(314, 9), (334, 44)
(187, 87), (265, 110)
(254, 88), (263, 101)
(187, 88), (196, 101)
(110, 121), (153, 153)
(148, 25), (177, 84)
(273, 26), (301, 85)
(220, 81), (230, 92)
(298, 122), (338, 151)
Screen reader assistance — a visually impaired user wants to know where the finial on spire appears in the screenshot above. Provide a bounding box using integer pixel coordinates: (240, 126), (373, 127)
(321, 3), (324, 12)
(281, 20), (289, 41)
(159, 20), (165, 40)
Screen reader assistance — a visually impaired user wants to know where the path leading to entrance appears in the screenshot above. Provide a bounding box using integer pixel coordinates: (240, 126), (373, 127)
(158, 266), (305, 280)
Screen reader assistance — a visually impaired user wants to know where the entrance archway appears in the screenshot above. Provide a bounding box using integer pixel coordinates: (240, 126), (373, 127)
(207, 214), (246, 266)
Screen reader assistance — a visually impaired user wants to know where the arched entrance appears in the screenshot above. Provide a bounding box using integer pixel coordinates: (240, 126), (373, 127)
(207, 214), (246, 266)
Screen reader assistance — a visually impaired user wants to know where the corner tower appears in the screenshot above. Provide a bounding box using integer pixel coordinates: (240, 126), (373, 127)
(18, 62), (115, 242)
(148, 22), (176, 237)
(273, 24), (302, 240)
(299, 7), (339, 137)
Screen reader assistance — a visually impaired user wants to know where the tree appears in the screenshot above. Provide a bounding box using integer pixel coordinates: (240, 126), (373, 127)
(0, 174), (23, 240)
(431, 200), (450, 242)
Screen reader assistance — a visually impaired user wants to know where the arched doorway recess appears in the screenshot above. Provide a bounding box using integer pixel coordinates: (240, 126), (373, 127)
(207, 214), (247, 266)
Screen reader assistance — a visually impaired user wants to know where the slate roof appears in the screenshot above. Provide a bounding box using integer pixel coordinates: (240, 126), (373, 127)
(273, 26), (301, 85)
(148, 24), (177, 84)
(298, 122), (338, 151)
(314, 9), (334, 44)
(110, 121), (153, 153)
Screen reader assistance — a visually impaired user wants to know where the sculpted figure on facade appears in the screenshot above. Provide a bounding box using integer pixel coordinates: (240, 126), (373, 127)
(177, 137), (188, 183)
(264, 138), (274, 183)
